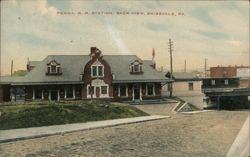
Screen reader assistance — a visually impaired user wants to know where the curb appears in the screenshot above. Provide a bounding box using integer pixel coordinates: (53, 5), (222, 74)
(172, 101), (213, 114)
(171, 102), (181, 114)
(0, 115), (169, 143)
(179, 110), (214, 114)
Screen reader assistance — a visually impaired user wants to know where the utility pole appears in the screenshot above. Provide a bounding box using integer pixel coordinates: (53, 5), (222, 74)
(168, 39), (173, 97)
(11, 60), (13, 76)
(204, 58), (207, 78)
(184, 59), (186, 73)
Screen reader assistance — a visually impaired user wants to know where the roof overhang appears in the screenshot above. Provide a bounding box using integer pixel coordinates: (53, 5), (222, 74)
(112, 79), (172, 83)
(174, 78), (202, 82)
(4, 81), (84, 86)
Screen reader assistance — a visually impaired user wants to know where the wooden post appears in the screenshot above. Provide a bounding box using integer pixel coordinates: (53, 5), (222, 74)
(49, 90), (51, 101)
(217, 96), (220, 110)
(184, 59), (186, 72)
(41, 90), (44, 100)
(11, 60), (13, 76)
(64, 88), (67, 99)
(204, 58), (207, 78)
(73, 87), (76, 99)
(168, 39), (174, 98)
(57, 89), (60, 101)
(32, 87), (35, 100)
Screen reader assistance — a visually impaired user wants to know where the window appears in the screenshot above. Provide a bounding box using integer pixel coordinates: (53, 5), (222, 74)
(92, 66), (97, 76)
(119, 85), (127, 97)
(134, 64), (139, 72)
(15, 87), (25, 100)
(98, 66), (103, 76)
(147, 84), (154, 96)
(51, 65), (57, 73)
(188, 82), (194, 91)
(92, 65), (104, 77)
(88, 86), (94, 95)
(46, 60), (61, 75)
(130, 60), (143, 73)
(66, 87), (73, 98)
(211, 80), (215, 86)
(224, 79), (229, 85)
(101, 86), (107, 95)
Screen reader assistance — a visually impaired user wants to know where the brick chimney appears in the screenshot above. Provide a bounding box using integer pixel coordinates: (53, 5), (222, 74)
(90, 47), (102, 59)
(150, 61), (156, 69)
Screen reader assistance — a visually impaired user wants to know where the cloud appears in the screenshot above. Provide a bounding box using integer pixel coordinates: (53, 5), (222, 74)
(1, 1), (249, 75)
(144, 22), (167, 32)
(36, 0), (59, 17)
(194, 30), (228, 39)
(190, 7), (218, 28)
(103, 18), (131, 54)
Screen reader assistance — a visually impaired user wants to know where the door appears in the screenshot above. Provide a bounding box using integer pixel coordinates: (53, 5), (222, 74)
(133, 85), (140, 100)
(51, 90), (58, 100)
(96, 87), (100, 98)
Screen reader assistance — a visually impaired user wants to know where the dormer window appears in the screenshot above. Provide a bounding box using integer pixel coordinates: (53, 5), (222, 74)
(51, 65), (57, 73)
(46, 59), (62, 75)
(130, 60), (143, 74)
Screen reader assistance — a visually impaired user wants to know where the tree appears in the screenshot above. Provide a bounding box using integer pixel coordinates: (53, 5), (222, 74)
(12, 70), (28, 76)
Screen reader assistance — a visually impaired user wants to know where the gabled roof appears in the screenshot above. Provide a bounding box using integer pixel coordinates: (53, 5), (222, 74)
(104, 55), (167, 83)
(173, 72), (201, 81)
(1, 55), (169, 85)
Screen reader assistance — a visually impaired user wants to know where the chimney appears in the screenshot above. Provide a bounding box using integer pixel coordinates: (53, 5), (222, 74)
(90, 47), (102, 58)
(150, 48), (156, 69)
(150, 63), (156, 69)
(27, 57), (30, 72)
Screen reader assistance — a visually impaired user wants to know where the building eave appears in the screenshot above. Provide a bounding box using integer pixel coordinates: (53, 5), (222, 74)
(7, 81), (84, 86)
(112, 79), (171, 83)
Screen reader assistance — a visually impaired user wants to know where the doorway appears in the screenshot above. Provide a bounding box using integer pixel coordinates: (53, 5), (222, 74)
(50, 90), (58, 100)
(133, 84), (140, 100)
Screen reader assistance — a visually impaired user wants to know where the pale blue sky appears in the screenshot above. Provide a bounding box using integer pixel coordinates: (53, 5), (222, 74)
(1, 0), (249, 75)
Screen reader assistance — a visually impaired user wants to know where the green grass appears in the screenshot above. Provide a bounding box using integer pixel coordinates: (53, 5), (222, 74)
(0, 101), (149, 130)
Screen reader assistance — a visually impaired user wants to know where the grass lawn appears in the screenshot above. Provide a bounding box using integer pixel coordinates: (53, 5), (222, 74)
(0, 101), (149, 130)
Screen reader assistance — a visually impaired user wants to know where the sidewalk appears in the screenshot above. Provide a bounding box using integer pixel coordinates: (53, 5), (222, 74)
(0, 115), (169, 143)
(226, 116), (250, 157)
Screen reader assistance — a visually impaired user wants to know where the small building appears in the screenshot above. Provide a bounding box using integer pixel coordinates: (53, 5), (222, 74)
(161, 72), (204, 108)
(210, 65), (250, 87)
(0, 47), (170, 102)
(162, 72), (202, 96)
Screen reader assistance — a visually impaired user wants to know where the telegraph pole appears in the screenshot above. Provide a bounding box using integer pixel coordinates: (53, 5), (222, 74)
(168, 39), (173, 97)
(11, 60), (13, 76)
(204, 58), (207, 78)
(184, 59), (186, 73)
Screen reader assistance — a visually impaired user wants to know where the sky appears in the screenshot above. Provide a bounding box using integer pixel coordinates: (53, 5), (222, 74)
(1, 0), (249, 76)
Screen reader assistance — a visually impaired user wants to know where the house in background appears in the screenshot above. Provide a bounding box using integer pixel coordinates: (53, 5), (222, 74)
(0, 47), (170, 102)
